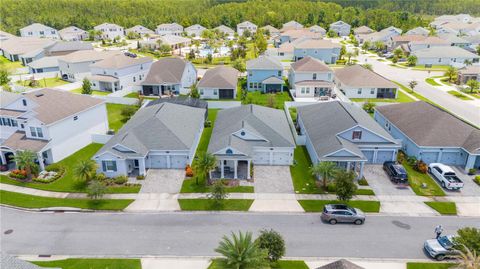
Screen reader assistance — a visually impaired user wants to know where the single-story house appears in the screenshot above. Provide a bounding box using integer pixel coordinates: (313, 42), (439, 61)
(58, 50), (121, 82)
(246, 55), (284, 92)
(406, 27), (430, 36)
(329, 21), (351, 36)
(155, 23), (183, 36)
(141, 57), (197, 96)
(44, 41), (93, 56)
(20, 23), (59, 39)
(28, 56), (60, 74)
(59, 26), (89, 41)
(411, 46), (479, 67)
(237, 21), (257, 36)
(438, 34), (472, 48)
(375, 101), (480, 171)
(94, 23), (125, 40)
(293, 38), (341, 63)
(0, 37), (55, 65)
(208, 105), (295, 179)
(0, 30), (15, 42)
(334, 65), (398, 99)
(93, 102), (205, 177)
(126, 25), (154, 37)
(288, 56), (334, 99)
(198, 66), (238, 100)
(185, 24), (207, 37)
(457, 65), (480, 84)
(297, 101), (401, 179)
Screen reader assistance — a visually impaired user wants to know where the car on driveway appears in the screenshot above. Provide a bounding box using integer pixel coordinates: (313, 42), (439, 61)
(321, 204), (365, 225)
(383, 161), (408, 184)
(428, 163), (464, 190)
(424, 235), (460, 261)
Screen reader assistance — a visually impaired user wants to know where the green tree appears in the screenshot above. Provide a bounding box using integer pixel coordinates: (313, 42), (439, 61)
(477, 45), (480, 55)
(454, 227), (480, 253)
(340, 45), (346, 60)
(393, 48), (403, 58)
(215, 231), (268, 269)
(408, 80), (418, 93)
(466, 79), (480, 93)
(189, 83), (200, 98)
(158, 44), (172, 55)
(81, 78), (92, 95)
(242, 29), (252, 38)
(456, 246), (480, 269)
(256, 229), (285, 262)
(310, 161), (337, 190)
(373, 41), (385, 52)
(0, 66), (11, 85)
(362, 101), (376, 113)
(407, 55), (417, 66)
(207, 180), (228, 208)
(327, 29), (338, 38)
(206, 53), (213, 64)
(254, 32), (267, 56)
(334, 170), (357, 201)
(444, 66), (458, 83)
(12, 150), (38, 180)
(73, 159), (97, 182)
(361, 41), (371, 51)
(188, 49), (196, 60)
(232, 59), (246, 72)
(194, 152), (217, 185)
(87, 180), (107, 200)
(344, 51), (354, 64)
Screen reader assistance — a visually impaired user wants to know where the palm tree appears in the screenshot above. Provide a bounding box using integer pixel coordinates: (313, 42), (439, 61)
(310, 161), (337, 190)
(455, 246), (480, 269)
(344, 51), (354, 65)
(444, 66), (458, 83)
(12, 150), (38, 180)
(73, 159), (97, 182)
(194, 152), (217, 185)
(214, 231), (268, 269)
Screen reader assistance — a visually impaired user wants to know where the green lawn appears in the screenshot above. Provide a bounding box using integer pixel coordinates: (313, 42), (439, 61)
(123, 91), (157, 100)
(393, 81), (439, 105)
(447, 90), (473, 100)
(0, 190), (133, 210)
(0, 143), (140, 193)
(425, 201), (457, 215)
(178, 199), (253, 211)
(425, 77), (442, 86)
(291, 147), (324, 194)
(350, 90), (414, 103)
(208, 259), (308, 269)
(411, 65), (450, 71)
(106, 103), (138, 132)
(16, 77), (69, 88)
(406, 262), (455, 269)
(0, 55), (24, 71)
(70, 88), (111, 96)
(33, 258), (141, 269)
(241, 91), (292, 109)
(355, 189), (376, 195)
(403, 162), (445, 196)
(298, 200), (381, 213)
(462, 90), (480, 99)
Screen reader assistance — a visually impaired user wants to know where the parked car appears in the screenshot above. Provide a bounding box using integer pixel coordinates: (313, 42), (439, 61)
(382, 52), (394, 58)
(424, 235), (460, 260)
(383, 161), (408, 184)
(428, 163), (464, 190)
(321, 204), (365, 225)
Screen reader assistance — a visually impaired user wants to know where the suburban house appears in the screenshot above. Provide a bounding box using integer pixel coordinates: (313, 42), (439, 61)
(44, 41), (93, 56)
(407, 36), (451, 52)
(297, 101), (401, 179)
(281, 20), (303, 31)
(88, 54), (153, 93)
(94, 23), (125, 40)
(208, 105), (295, 179)
(375, 101), (480, 171)
(329, 21), (351, 36)
(357, 26), (402, 46)
(28, 56), (60, 74)
(0, 37), (55, 65)
(457, 65), (480, 84)
(185, 24), (207, 37)
(406, 27), (430, 36)
(438, 34), (472, 48)
(353, 26), (375, 35)
(293, 39), (341, 63)
(308, 25), (326, 35)
(390, 35), (426, 51)
(19, 23), (59, 39)
(92, 102), (205, 177)
(288, 56), (334, 99)
(464, 34), (480, 49)
(278, 29), (321, 45)
(155, 23), (183, 36)
(237, 21), (257, 36)
(261, 25), (280, 37)
(246, 55), (284, 92)
(141, 57), (197, 96)
(412, 46), (479, 67)
(198, 66), (239, 100)
(126, 25), (154, 37)
(139, 35), (191, 51)
(215, 25), (235, 37)
(58, 50), (120, 82)
(334, 65), (398, 99)
(0, 89), (108, 170)
(58, 26), (89, 41)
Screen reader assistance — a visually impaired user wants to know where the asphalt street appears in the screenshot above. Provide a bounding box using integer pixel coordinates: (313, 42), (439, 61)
(1, 207), (479, 259)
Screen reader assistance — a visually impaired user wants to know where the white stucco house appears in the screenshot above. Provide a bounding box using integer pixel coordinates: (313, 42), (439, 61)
(20, 23), (59, 39)
(155, 23), (183, 36)
(58, 50), (121, 82)
(412, 46), (480, 67)
(288, 56), (334, 99)
(94, 23), (125, 40)
(185, 24), (207, 37)
(329, 21), (351, 36)
(0, 89), (108, 170)
(237, 21), (257, 36)
(198, 66), (238, 100)
(59, 26), (89, 41)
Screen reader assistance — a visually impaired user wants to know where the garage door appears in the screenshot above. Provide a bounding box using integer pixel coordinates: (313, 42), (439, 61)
(440, 152), (459, 165)
(219, 89), (234, 99)
(420, 152), (439, 164)
(253, 152), (270, 165)
(376, 150), (394, 164)
(272, 152), (291, 165)
(150, 155), (168, 168)
(171, 155), (188, 168)
(362, 150), (374, 163)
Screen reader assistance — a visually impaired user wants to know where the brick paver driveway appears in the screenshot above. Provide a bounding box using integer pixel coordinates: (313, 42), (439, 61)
(254, 165), (294, 193)
(140, 169), (184, 194)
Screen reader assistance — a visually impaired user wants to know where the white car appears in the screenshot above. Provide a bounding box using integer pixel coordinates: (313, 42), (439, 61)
(428, 163), (464, 190)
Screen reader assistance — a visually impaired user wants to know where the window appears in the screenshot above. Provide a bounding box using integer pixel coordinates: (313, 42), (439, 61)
(313, 73), (317, 80)
(306, 88), (310, 94)
(102, 160), (117, 172)
(249, 83), (253, 89)
(37, 128), (43, 138)
(51, 30), (56, 34)
(114, 72), (118, 76)
(357, 88), (362, 94)
(12, 120), (18, 127)
(40, 31), (44, 35)
(249, 71), (252, 77)
(200, 89), (204, 95)
(133, 77), (136, 82)
(370, 89), (375, 94)
(328, 73), (332, 80)
(214, 89), (218, 95)
(22, 99), (27, 106)
(278, 71), (281, 76)
(352, 131), (362, 140)
(301, 87), (305, 94)
(30, 127), (43, 138)
(240, 131), (246, 136)
(30, 127), (37, 137)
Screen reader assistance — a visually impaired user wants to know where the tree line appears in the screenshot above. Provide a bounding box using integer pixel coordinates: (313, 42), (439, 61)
(1, 0), (429, 35)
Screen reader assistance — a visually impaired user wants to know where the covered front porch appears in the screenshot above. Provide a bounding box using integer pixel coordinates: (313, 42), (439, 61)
(334, 160), (366, 180)
(376, 88), (397, 99)
(262, 76), (284, 93)
(211, 158), (251, 180)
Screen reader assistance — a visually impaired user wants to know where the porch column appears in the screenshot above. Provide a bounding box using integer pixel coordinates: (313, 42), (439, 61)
(247, 160), (251, 179)
(0, 151), (6, 165)
(358, 162), (365, 180)
(346, 161), (351, 171)
(373, 150), (378, 163)
(220, 160), (224, 179)
(234, 160), (238, 179)
(37, 153), (45, 171)
(139, 158), (146, 176)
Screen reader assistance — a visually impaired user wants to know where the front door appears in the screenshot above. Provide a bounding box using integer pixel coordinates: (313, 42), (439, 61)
(134, 159), (139, 168)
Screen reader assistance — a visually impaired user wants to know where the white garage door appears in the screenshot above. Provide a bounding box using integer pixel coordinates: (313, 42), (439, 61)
(362, 150), (374, 163)
(420, 152), (439, 164)
(376, 150), (394, 164)
(150, 155), (168, 168)
(171, 155), (188, 168)
(272, 152), (291, 165)
(253, 152), (270, 165)
(440, 152), (459, 165)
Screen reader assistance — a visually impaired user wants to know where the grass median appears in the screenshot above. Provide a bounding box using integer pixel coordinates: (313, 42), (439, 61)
(424, 201), (457, 215)
(178, 199), (253, 211)
(0, 190), (133, 210)
(298, 200), (381, 213)
(33, 258), (141, 269)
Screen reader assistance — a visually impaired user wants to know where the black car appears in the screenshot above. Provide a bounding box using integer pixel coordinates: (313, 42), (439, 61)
(383, 161), (408, 184)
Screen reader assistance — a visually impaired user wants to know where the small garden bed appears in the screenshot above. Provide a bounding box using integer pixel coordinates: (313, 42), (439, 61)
(178, 199), (253, 211)
(425, 77), (442, 86)
(424, 201), (457, 215)
(70, 88), (111, 96)
(397, 152), (445, 196)
(298, 200), (381, 213)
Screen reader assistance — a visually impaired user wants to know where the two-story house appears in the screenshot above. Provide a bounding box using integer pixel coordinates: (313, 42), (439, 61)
(288, 56), (334, 99)
(246, 55), (284, 93)
(407, 36), (450, 52)
(58, 50), (121, 81)
(58, 26), (89, 41)
(126, 25), (154, 37)
(293, 39), (341, 63)
(185, 24), (207, 37)
(20, 23), (59, 39)
(155, 23), (184, 36)
(0, 89), (108, 170)
(237, 21), (257, 36)
(329, 21), (351, 36)
(88, 54), (153, 93)
(94, 23), (125, 40)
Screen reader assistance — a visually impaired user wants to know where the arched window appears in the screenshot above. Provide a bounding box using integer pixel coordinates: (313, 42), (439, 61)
(226, 149), (233, 154)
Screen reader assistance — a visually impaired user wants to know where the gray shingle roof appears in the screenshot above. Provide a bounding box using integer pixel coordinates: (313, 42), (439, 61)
(142, 57), (190, 85)
(208, 105), (295, 156)
(91, 54), (152, 69)
(0, 91), (23, 107)
(1, 254), (59, 269)
(412, 46), (479, 58)
(334, 65), (397, 88)
(96, 102), (205, 158)
(20, 23), (56, 32)
(27, 56), (59, 69)
(45, 41), (92, 53)
(246, 55), (283, 70)
(197, 66), (238, 89)
(316, 259), (364, 269)
(146, 96), (208, 110)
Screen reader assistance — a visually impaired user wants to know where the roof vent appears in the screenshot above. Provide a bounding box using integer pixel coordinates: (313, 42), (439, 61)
(35, 93), (44, 97)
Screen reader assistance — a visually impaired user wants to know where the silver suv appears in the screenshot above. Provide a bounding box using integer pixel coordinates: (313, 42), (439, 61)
(321, 204), (366, 225)
(424, 235), (460, 261)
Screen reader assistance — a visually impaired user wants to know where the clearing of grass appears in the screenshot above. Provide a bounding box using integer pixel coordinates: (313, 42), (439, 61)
(178, 199), (253, 211)
(70, 88), (111, 96)
(0, 143), (140, 194)
(350, 90), (414, 103)
(106, 103), (139, 132)
(403, 162), (445, 196)
(291, 147), (324, 194)
(240, 91), (292, 109)
(298, 200), (381, 213)
(425, 201), (457, 215)
(0, 190), (133, 210)
(406, 262), (455, 269)
(425, 77), (442, 86)
(447, 90), (473, 100)
(16, 77), (69, 88)
(0, 56), (24, 71)
(123, 91), (157, 100)
(33, 258), (141, 269)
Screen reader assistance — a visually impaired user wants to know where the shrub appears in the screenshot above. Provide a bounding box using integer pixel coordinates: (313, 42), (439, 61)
(336, 59), (346, 65)
(358, 178), (369, 186)
(185, 165), (194, 177)
(204, 120), (212, 128)
(362, 101), (376, 113)
(95, 173), (107, 181)
(256, 229), (285, 262)
(474, 176), (480, 186)
(334, 170), (357, 201)
(327, 182), (336, 193)
(114, 175), (128, 184)
(468, 168), (476, 175)
(406, 156), (417, 166)
(397, 151), (406, 164)
(136, 175), (145, 180)
(87, 180), (107, 200)
(415, 160), (428, 174)
(9, 169), (27, 179)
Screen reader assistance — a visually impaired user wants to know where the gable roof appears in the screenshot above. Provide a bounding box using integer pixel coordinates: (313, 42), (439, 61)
(96, 102), (205, 158)
(208, 105), (295, 155)
(459, 65), (480, 75)
(58, 50), (120, 63)
(376, 101), (480, 154)
(309, 25), (326, 33)
(406, 27), (430, 35)
(334, 65), (397, 88)
(354, 26), (374, 34)
(438, 34), (470, 44)
(59, 26), (87, 36)
(316, 259), (364, 269)
(281, 29), (321, 40)
(410, 36), (450, 45)
(45, 41), (93, 53)
(0, 91), (24, 107)
(0, 37), (55, 55)
(142, 57), (191, 84)
(91, 54), (152, 69)
(330, 20), (350, 27)
(146, 96), (208, 110)
(94, 23), (123, 29)
(198, 66), (238, 89)
(246, 55), (282, 70)
(237, 21), (257, 27)
(156, 23), (183, 30)
(185, 24), (206, 31)
(28, 56), (60, 69)
(215, 25), (235, 34)
(294, 39), (341, 49)
(20, 23), (56, 32)
(392, 35), (426, 43)
(290, 56), (332, 72)
(126, 25), (154, 34)
(412, 46), (479, 58)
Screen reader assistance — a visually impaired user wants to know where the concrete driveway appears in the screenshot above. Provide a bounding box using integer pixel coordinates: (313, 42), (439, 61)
(140, 169), (185, 194)
(254, 165), (294, 193)
(363, 165), (416, 196)
(438, 167), (480, 197)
